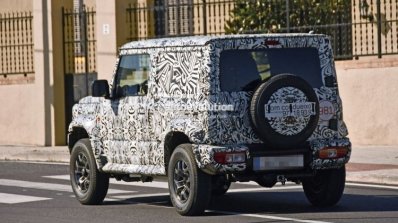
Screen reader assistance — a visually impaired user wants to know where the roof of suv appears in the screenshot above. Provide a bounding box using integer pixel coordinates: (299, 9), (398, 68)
(120, 33), (328, 50)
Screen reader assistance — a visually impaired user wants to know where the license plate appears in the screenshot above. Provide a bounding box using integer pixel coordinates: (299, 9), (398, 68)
(253, 155), (304, 171)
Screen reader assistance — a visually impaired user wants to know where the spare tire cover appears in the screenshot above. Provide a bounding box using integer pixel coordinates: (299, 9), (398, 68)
(250, 73), (319, 148)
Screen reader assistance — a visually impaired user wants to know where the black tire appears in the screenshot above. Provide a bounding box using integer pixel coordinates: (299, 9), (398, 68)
(168, 144), (211, 216)
(212, 175), (231, 196)
(70, 138), (109, 205)
(250, 74), (320, 148)
(302, 166), (346, 207)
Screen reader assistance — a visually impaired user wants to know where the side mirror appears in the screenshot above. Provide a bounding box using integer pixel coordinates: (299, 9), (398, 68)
(92, 80), (110, 98)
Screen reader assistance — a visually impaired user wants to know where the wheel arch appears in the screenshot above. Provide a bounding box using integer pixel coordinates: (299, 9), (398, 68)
(164, 131), (190, 174)
(68, 126), (89, 153)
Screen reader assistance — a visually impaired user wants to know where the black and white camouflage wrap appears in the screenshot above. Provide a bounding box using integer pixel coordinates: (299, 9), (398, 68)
(193, 144), (249, 174)
(310, 137), (351, 169)
(265, 87), (314, 136)
(69, 34), (350, 176)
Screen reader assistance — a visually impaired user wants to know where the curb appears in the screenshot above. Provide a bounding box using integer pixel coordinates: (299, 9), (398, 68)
(0, 146), (69, 163)
(347, 171), (398, 186)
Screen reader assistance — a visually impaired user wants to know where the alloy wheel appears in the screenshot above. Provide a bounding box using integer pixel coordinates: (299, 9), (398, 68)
(74, 152), (91, 193)
(173, 160), (191, 203)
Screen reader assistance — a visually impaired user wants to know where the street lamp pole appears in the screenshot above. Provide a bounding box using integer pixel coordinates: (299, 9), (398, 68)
(286, 0), (290, 33)
(376, 0), (382, 58)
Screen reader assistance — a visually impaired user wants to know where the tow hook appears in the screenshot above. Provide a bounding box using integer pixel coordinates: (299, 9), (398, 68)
(277, 175), (287, 185)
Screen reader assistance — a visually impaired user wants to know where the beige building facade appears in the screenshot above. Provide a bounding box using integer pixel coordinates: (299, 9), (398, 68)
(0, 0), (70, 146)
(336, 56), (398, 146)
(0, 0), (397, 146)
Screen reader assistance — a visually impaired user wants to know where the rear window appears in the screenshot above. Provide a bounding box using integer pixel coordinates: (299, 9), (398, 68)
(219, 48), (323, 92)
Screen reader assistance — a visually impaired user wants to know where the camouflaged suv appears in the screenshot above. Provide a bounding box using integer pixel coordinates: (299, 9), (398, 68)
(68, 34), (351, 215)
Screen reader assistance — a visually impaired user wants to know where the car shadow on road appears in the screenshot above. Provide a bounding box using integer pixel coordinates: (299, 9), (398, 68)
(102, 189), (398, 215)
(207, 190), (398, 214)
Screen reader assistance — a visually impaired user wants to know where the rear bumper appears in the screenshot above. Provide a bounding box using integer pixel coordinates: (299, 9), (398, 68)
(193, 137), (351, 175)
(309, 137), (351, 169)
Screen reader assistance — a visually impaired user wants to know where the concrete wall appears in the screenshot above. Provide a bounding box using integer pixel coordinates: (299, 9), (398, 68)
(0, 0), (48, 146)
(336, 56), (398, 146)
(0, 0), (71, 146)
(51, 0), (73, 145)
(0, 0), (32, 13)
(0, 81), (47, 146)
(96, 0), (117, 81)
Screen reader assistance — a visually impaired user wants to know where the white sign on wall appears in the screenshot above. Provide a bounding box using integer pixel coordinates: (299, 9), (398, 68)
(102, 24), (110, 35)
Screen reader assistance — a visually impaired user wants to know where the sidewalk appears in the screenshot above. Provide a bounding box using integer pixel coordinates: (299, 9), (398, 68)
(1, 145), (398, 186)
(0, 145), (69, 163)
(346, 146), (398, 186)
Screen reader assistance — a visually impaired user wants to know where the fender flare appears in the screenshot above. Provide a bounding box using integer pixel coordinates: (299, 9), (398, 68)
(168, 118), (206, 143)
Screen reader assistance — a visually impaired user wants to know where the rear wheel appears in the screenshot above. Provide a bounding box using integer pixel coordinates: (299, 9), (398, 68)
(70, 139), (109, 205)
(302, 166), (346, 207)
(168, 144), (211, 216)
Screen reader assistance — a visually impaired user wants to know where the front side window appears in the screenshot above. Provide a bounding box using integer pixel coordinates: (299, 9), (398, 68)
(219, 48), (322, 92)
(114, 54), (150, 97)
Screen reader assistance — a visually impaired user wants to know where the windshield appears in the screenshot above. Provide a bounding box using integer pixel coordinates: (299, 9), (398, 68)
(219, 48), (323, 92)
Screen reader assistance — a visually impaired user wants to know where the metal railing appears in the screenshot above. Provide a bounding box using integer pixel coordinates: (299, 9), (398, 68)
(125, 0), (398, 60)
(62, 7), (98, 132)
(126, 0), (235, 41)
(352, 0), (398, 58)
(62, 7), (97, 76)
(0, 11), (34, 77)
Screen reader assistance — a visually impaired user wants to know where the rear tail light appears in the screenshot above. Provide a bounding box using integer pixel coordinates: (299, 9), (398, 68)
(264, 40), (280, 45)
(318, 146), (349, 159)
(214, 152), (246, 164)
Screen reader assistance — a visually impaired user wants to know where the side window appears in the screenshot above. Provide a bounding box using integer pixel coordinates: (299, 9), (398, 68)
(114, 54), (150, 97)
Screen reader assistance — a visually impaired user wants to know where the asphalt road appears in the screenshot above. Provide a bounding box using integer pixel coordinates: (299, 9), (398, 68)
(1, 161), (397, 223)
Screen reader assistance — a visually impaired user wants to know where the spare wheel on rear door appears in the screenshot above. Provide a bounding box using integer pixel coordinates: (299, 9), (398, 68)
(250, 73), (320, 148)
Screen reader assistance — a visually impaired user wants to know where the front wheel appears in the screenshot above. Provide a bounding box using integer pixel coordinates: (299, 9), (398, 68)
(168, 144), (211, 216)
(302, 166), (346, 207)
(70, 138), (109, 205)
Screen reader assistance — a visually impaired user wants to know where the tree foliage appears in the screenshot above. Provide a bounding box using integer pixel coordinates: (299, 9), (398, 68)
(225, 0), (351, 34)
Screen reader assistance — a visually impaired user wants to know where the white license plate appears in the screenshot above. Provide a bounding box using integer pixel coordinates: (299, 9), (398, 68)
(253, 155), (304, 171)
